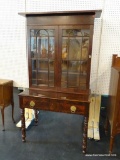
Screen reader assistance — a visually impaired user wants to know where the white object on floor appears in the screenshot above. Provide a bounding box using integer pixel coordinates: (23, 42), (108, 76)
(16, 108), (35, 128)
(87, 95), (101, 140)
(94, 123), (100, 140)
(87, 97), (95, 139)
(93, 96), (101, 140)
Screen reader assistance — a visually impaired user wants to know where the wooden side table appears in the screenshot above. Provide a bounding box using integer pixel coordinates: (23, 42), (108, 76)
(0, 79), (15, 130)
(19, 88), (90, 154)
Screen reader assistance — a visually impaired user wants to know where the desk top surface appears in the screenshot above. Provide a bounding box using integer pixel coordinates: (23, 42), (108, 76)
(0, 79), (13, 85)
(19, 88), (90, 103)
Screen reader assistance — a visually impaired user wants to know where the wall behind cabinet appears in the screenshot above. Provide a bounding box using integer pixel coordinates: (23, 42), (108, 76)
(0, 0), (120, 95)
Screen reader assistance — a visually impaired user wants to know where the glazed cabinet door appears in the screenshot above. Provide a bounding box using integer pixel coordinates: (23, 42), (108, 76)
(28, 26), (58, 88)
(58, 26), (93, 90)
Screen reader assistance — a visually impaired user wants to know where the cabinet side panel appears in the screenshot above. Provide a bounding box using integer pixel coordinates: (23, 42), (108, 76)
(108, 68), (119, 133)
(0, 86), (3, 105)
(115, 73), (120, 133)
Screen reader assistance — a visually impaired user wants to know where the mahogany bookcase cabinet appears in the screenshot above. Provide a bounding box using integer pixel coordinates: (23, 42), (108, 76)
(105, 54), (120, 154)
(18, 10), (101, 154)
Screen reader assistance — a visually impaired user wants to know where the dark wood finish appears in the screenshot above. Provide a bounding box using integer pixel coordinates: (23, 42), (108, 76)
(27, 14), (94, 90)
(18, 10), (101, 17)
(19, 88), (90, 153)
(21, 108), (26, 142)
(105, 54), (120, 154)
(82, 116), (88, 153)
(18, 11), (100, 153)
(0, 79), (15, 130)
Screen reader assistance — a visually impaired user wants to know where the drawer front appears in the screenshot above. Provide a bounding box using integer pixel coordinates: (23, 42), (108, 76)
(22, 97), (49, 110)
(58, 100), (86, 115)
(20, 96), (88, 115)
(49, 99), (59, 112)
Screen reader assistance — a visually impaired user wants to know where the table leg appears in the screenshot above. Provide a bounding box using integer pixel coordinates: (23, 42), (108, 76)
(109, 135), (114, 154)
(21, 108), (26, 142)
(82, 116), (88, 154)
(1, 108), (5, 131)
(34, 109), (38, 125)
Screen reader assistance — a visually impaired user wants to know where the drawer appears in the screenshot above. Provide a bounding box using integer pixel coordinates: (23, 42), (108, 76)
(49, 99), (59, 112)
(22, 97), (50, 110)
(58, 100), (86, 115)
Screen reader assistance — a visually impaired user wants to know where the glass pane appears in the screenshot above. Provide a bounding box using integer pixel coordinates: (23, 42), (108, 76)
(68, 74), (79, 88)
(62, 38), (68, 59)
(31, 60), (37, 70)
(32, 71), (37, 85)
(49, 37), (55, 59)
(79, 76), (87, 90)
(67, 74), (87, 89)
(30, 29), (55, 87)
(62, 29), (89, 61)
(62, 29), (90, 37)
(31, 37), (37, 58)
(38, 61), (48, 70)
(49, 60), (54, 87)
(49, 72), (54, 87)
(62, 60), (67, 71)
(61, 28), (89, 89)
(77, 61), (87, 75)
(68, 61), (79, 72)
(32, 71), (37, 79)
(37, 37), (48, 58)
(38, 72), (48, 87)
(82, 29), (90, 37)
(32, 80), (37, 86)
(49, 60), (54, 71)
(81, 38), (89, 61)
(61, 73), (67, 88)
(62, 37), (82, 60)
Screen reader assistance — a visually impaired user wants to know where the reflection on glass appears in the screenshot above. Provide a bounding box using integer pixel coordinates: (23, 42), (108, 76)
(62, 61), (67, 71)
(68, 61), (79, 72)
(49, 60), (54, 71)
(77, 61), (87, 75)
(68, 74), (79, 88)
(32, 71), (37, 85)
(38, 72), (48, 86)
(32, 71), (37, 79)
(61, 29), (89, 89)
(30, 29), (55, 87)
(61, 73), (67, 88)
(62, 29), (89, 61)
(49, 73), (54, 87)
(81, 38), (89, 61)
(32, 60), (37, 70)
(62, 29), (90, 37)
(38, 61), (48, 70)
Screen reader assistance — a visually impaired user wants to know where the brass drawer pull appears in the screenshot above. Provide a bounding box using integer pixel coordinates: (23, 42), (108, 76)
(30, 101), (35, 108)
(70, 106), (76, 113)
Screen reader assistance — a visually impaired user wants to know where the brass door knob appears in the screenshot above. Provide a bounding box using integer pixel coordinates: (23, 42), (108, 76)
(70, 106), (76, 113)
(30, 101), (35, 108)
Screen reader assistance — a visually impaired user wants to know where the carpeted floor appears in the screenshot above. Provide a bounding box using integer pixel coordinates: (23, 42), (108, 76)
(0, 87), (120, 160)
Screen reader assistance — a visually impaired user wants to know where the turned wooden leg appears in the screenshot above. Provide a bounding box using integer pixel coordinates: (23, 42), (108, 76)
(34, 109), (38, 125)
(82, 116), (88, 154)
(21, 108), (26, 142)
(104, 117), (109, 135)
(109, 135), (115, 154)
(1, 108), (5, 131)
(11, 102), (15, 123)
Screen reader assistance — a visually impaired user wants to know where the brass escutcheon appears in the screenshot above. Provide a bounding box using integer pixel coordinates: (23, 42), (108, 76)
(70, 106), (76, 113)
(30, 101), (35, 108)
